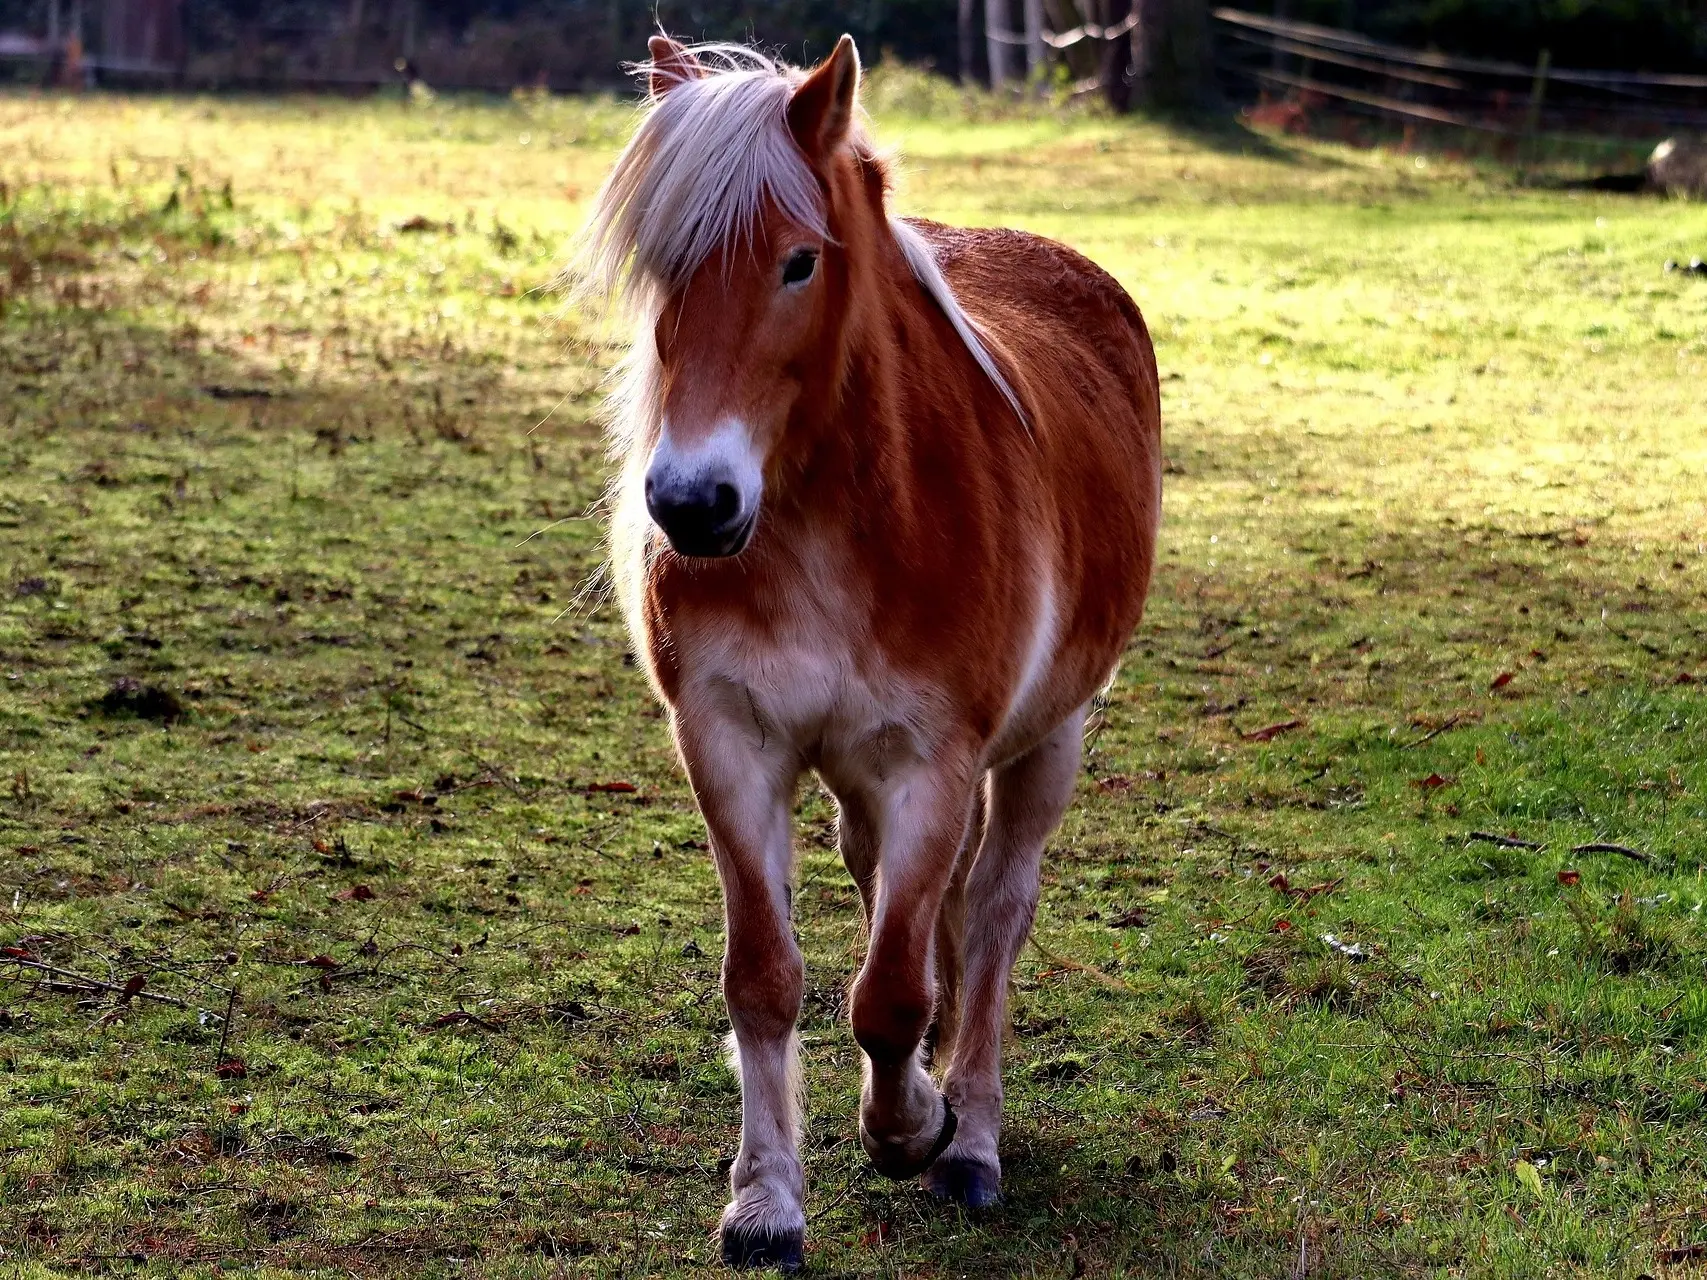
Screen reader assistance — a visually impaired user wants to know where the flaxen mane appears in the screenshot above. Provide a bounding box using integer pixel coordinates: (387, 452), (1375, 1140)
(575, 44), (1024, 425)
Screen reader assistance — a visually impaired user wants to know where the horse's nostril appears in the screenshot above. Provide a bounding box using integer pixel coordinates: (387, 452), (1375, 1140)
(712, 483), (740, 525)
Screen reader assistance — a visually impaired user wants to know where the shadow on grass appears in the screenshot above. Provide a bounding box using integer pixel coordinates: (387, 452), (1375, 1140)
(1148, 105), (1331, 166)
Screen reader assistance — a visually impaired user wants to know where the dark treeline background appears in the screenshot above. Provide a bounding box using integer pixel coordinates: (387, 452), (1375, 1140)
(2, 0), (1703, 91)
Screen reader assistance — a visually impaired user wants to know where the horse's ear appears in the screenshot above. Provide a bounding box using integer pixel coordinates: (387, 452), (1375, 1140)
(788, 35), (861, 162)
(648, 35), (704, 99)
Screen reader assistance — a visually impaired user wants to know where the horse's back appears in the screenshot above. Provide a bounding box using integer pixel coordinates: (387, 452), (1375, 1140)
(911, 220), (1160, 450)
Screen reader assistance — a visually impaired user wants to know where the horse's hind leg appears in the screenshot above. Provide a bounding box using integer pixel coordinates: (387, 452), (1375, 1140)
(836, 790), (881, 922)
(929, 782), (984, 1069)
(925, 703), (1088, 1208)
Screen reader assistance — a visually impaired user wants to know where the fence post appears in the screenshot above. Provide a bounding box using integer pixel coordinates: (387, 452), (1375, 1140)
(1023, 0), (1045, 80)
(959, 0), (976, 83)
(1522, 47), (1551, 171)
(986, 0), (1015, 88)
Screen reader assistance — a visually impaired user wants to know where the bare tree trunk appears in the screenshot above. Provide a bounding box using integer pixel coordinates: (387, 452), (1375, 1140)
(386, 0), (414, 67)
(605, 0), (621, 87)
(345, 0), (364, 71)
(1100, 0), (1134, 110)
(959, 0), (976, 83)
(1131, 0), (1214, 109)
(1023, 0), (1046, 80)
(986, 0), (1014, 88)
(1045, 0), (1097, 80)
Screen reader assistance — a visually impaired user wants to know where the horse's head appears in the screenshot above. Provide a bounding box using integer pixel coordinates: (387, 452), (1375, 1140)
(582, 36), (873, 559)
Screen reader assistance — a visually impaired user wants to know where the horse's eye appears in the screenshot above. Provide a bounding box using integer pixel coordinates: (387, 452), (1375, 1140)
(781, 249), (818, 287)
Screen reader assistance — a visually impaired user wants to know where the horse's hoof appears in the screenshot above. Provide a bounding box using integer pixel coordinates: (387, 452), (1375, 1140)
(720, 1223), (804, 1273)
(923, 1155), (1002, 1209)
(861, 1096), (957, 1180)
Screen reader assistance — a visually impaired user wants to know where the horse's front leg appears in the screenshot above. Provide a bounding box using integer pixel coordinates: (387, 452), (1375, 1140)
(850, 759), (979, 1178)
(675, 705), (806, 1272)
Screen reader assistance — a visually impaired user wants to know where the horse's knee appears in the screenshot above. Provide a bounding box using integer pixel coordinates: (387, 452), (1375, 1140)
(724, 944), (804, 1042)
(850, 972), (932, 1063)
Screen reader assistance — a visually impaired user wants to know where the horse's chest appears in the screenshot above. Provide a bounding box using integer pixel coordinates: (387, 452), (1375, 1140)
(668, 613), (928, 786)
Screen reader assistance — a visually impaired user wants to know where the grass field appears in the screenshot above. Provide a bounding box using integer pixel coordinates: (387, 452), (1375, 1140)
(2, 80), (1706, 1278)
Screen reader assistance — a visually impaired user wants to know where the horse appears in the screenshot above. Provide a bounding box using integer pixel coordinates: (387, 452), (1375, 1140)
(577, 33), (1162, 1272)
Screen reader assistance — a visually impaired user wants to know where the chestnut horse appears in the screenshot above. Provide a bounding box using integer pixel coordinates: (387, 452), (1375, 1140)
(579, 34), (1161, 1271)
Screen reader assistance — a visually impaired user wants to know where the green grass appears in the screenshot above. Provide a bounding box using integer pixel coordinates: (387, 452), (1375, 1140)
(2, 82), (1706, 1278)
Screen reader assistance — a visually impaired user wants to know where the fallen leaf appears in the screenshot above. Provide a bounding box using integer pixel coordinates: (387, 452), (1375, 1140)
(1490, 671), (1515, 691)
(214, 1058), (247, 1079)
(1272, 918), (1293, 932)
(303, 954), (338, 970)
(1557, 869), (1581, 886)
(1513, 1159), (1543, 1199)
(120, 975), (146, 1002)
(1412, 773), (1455, 791)
(1268, 872), (1291, 892)
(586, 781), (637, 794)
(332, 884), (376, 902)
(1242, 718), (1305, 743)
(1675, 672), (1698, 686)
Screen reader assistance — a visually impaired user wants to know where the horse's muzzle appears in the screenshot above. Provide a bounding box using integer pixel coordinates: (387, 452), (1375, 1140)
(645, 478), (756, 559)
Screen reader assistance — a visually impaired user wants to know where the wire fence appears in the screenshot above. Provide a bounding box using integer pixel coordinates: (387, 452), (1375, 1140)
(1213, 7), (1707, 146)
